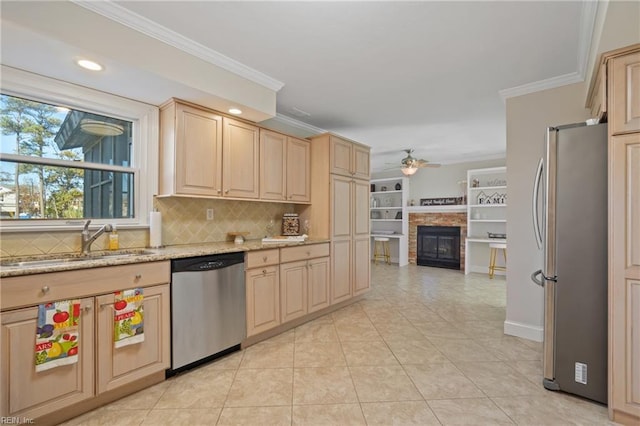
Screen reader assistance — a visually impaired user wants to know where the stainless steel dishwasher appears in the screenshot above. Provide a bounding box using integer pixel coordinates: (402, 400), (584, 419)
(168, 252), (245, 375)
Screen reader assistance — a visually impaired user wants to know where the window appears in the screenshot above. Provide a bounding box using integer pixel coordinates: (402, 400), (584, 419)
(0, 66), (158, 229)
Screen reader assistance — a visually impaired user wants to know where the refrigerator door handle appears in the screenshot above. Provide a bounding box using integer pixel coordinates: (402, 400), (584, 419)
(532, 157), (544, 249)
(531, 269), (544, 286)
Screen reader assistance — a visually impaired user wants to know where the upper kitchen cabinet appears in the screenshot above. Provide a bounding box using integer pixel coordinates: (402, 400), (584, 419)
(329, 134), (370, 179)
(223, 118), (260, 199)
(260, 130), (310, 203)
(159, 100), (223, 197)
(610, 50), (640, 134)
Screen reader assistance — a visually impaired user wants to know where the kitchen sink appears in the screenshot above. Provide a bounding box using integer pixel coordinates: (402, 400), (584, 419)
(1, 249), (156, 268)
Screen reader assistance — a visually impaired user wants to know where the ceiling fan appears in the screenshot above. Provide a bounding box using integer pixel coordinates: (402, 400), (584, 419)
(395, 149), (441, 175)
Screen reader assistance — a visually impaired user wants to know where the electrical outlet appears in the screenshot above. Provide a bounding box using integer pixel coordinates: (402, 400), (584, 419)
(206, 208), (214, 220)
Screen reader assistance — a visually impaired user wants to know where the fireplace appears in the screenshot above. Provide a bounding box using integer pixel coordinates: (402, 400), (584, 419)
(417, 226), (461, 269)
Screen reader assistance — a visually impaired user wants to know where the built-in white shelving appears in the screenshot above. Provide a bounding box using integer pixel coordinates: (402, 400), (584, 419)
(370, 177), (409, 266)
(465, 166), (507, 275)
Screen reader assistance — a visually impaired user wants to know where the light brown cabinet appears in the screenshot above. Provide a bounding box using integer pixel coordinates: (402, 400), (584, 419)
(159, 100), (223, 197)
(1, 298), (94, 420)
(606, 44), (640, 425)
(260, 129), (311, 203)
(329, 134), (370, 179)
(96, 284), (169, 393)
(246, 266), (281, 337)
(306, 133), (371, 306)
(280, 244), (330, 323)
(0, 262), (171, 423)
(223, 117), (260, 199)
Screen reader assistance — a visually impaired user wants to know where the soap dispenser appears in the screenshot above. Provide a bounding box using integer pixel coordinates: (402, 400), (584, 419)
(108, 224), (119, 250)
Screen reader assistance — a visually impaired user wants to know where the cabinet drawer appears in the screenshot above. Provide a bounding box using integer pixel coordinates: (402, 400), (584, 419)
(1, 261), (170, 311)
(280, 243), (330, 263)
(246, 249), (280, 268)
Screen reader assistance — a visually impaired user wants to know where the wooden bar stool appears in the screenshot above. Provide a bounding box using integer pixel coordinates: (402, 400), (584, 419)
(488, 242), (507, 278)
(373, 237), (391, 265)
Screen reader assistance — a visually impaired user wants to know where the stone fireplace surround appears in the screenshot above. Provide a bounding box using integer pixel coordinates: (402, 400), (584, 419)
(408, 212), (467, 271)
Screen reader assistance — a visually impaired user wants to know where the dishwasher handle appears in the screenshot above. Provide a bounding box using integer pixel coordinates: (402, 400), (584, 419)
(172, 252), (244, 273)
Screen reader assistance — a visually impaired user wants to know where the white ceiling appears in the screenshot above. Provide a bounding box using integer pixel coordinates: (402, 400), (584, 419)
(1, 1), (595, 172)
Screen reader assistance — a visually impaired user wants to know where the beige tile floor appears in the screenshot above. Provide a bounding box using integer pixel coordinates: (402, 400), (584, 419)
(63, 263), (616, 425)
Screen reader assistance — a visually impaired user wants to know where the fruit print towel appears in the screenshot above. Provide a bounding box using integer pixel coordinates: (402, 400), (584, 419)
(114, 288), (144, 348)
(35, 299), (81, 372)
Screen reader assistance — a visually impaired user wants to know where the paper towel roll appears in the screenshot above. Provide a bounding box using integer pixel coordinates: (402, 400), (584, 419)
(149, 211), (162, 248)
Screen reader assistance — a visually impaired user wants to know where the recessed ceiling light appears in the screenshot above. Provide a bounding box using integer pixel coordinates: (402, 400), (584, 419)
(228, 108), (242, 115)
(76, 59), (103, 71)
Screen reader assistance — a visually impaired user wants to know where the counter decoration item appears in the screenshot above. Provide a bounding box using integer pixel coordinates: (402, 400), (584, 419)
(35, 299), (81, 372)
(113, 288), (144, 348)
(282, 213), (300, 236)
(229, 232), (249, 244)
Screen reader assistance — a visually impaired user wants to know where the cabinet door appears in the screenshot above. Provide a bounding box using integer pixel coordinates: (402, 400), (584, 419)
(331, 175), (352, 239)
(260, 129), (286, 201)
(353, 237), (371, 296)
(95, 284), (170, 394)
(286, 137), (311, 203)
(1, 298), (94, 419)
(331, 240), (352, 304)
(246, 266), (280, 337)
(280, 261), (308, 323)
(223, 118), (260, 199)
(352, 145), (371, 179)
(330, 136), (353, 176)
(308, 257), (330, 313)
(610, 52), (640, 135)
(353, 179), (370, 238)
(609, 132), (640, 422)
(175, 103), (223, 196)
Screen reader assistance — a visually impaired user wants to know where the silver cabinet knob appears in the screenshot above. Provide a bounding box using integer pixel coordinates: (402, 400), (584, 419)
(262, 269), (267, 275)
(41, 286), (50, 294)
(84, 305), (92, 312)
(134, 274), (142, 281)
(225, 189), (230, 194)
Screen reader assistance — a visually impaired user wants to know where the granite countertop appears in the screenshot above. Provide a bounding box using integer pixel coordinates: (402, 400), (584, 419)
(0, 239), (330, 278)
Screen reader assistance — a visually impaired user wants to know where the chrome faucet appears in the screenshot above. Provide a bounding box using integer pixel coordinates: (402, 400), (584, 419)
(80, 220), (113, 256)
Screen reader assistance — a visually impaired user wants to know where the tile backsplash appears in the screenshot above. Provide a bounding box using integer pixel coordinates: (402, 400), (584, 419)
(155, 197), (294, 246)
(0, 198), (296, 258)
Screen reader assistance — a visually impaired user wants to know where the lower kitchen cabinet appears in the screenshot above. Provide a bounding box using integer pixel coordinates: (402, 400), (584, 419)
(353, 237), (371, 296)
(280, 256), (331, 323)
(246, 265), (280, 337)
(96, 284), (169, 393)
(0, 261), (171, 423)
(280, 260), (308, 323)
(307, 257), (330, 313)
(0, 297), (95, 420)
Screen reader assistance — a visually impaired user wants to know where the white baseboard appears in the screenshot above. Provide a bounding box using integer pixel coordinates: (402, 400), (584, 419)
(504, 320), (543, 342)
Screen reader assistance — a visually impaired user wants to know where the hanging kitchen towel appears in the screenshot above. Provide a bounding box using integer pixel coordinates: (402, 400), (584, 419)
(35, 299), (81, 372)
(113, 288), (144, 348)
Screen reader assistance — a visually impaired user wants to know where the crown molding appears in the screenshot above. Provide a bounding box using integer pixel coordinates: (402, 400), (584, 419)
(270, 113), (326, 135)
(576, 0), (599, 79)
(498, 71), (583, 101)
(499, 0), (598, 102)
(70, 0), (284, 92)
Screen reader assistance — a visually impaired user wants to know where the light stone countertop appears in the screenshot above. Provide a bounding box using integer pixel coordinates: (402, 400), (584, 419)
(0, 239), (330, 278)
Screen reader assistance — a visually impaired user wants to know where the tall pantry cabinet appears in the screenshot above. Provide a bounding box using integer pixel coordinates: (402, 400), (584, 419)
(304, 133), (371, 303)
(607, 46), (640, 425)
(589, 43), (640, 425)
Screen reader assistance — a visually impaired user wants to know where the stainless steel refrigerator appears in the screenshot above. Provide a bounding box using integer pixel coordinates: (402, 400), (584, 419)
(531, 121), (608, 404)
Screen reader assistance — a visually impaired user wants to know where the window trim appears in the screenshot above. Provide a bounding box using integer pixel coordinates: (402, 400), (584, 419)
(0, 65), (158, 231)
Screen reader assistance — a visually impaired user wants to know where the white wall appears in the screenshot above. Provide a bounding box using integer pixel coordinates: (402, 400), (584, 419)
(372, 158), (505, 204)
(504, 0), (640, 343)
(505, 83), (590, 341)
